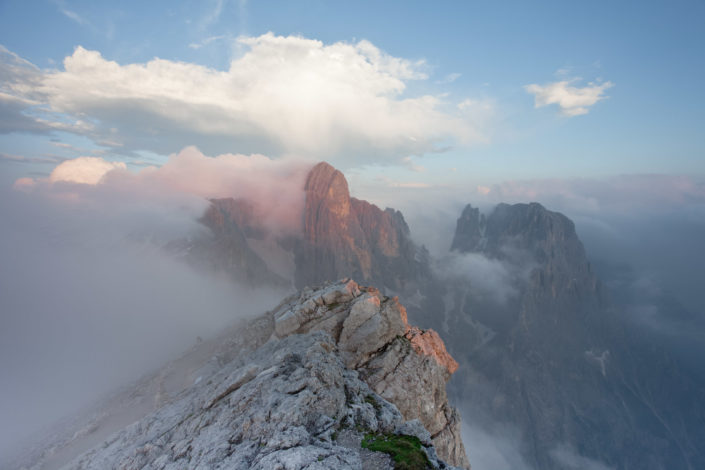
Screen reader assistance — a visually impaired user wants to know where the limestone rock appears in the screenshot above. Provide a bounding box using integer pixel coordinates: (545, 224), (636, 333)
(294, 162), (428, 292)
(271, 279), (470, 469)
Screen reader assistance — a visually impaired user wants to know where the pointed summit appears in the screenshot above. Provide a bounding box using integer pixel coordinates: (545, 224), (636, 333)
(295, 162), (428, 291)
(303, 162), (353, 244)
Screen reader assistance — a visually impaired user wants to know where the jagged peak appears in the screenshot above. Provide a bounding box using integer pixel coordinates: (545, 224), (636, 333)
(304, 161), (350, 201)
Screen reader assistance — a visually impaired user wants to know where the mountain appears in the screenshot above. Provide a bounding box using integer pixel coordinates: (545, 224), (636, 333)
(443, 202), (705, 469)
(165, 197), (289, 288)
(294, 162), (429, 291)
(15, 280), (469, 470)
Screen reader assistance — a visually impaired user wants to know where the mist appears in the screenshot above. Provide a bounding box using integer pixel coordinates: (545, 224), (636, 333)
(0, 176), (290, 461)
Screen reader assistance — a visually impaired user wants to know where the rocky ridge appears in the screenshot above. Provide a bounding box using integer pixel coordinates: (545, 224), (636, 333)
(19, 280), (468, 470)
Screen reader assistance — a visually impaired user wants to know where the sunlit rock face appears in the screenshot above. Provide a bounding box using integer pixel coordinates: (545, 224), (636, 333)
(294, 162), (428, 291)
(442, 202), (705, 470)
(19, 280), (468, 470)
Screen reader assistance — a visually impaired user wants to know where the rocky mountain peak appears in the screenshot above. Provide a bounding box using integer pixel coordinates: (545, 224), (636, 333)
(203, 197), (267, 240)
(452, 202), (584, 263)
(304, 162), (352, 234)
(296, 162), (427, 291)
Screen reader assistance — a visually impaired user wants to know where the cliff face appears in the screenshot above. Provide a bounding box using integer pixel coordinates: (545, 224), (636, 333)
(443, 202), (705, 470)
(20, 280), (468, 470)
(295, 162), (427, 291)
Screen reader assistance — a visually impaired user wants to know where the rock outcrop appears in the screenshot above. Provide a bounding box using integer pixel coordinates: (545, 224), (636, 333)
(169, 197), (289, 288)
(270, 280), (469, 469)
(295, 162), (428, 291)
(19, 280), (468, 470)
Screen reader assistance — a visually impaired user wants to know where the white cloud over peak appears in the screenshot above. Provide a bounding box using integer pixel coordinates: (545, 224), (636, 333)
(525, 78), (613, 116)
(1, 34), (484, 166)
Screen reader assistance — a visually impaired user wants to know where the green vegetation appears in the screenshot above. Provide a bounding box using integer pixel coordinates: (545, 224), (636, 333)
(361, 433), (432, 470)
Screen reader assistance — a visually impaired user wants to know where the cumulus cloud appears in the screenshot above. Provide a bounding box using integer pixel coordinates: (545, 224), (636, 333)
(1, 34), (483, 165)
(525, 78), (613, 116)
(49, 156), (126, 184)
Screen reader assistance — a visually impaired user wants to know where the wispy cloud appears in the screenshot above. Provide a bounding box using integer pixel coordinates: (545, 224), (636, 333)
(436, 72), (461, 84)
(525, 78), (613, 116)
(188, 35), (228, 50)
(61, 8), (88, 25)
(53, 0), (90, 26)
(199, 0), (226, 30)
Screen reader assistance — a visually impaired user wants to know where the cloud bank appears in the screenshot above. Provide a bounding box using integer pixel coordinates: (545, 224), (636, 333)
(0, 183), (287, 462)
(1, 34), (483, 164)
(22, 147), (312, 236)
(525, 78), (613, 116)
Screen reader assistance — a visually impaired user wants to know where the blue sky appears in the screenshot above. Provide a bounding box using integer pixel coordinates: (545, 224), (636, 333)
(0, 0), (703, 190)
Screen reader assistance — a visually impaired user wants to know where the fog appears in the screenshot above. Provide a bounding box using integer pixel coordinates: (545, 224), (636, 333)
(0, 172), (292, 461)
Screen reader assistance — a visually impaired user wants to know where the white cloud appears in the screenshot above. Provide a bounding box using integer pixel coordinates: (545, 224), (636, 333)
(525, 78), (613, 116)
(188, 35), (228, 50)
(1, 34), (484, 166)
(200, 0), (226, 29)
(52, 0), (90, 26)
(49, 156), (126, 185)
(60, 8), (88, 26)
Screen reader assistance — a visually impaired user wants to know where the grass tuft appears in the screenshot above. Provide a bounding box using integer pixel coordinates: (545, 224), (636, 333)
(361, 433), (432, 470)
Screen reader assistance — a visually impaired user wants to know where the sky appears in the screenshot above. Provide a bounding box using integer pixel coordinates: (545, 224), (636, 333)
(1, 0), (703, 191)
